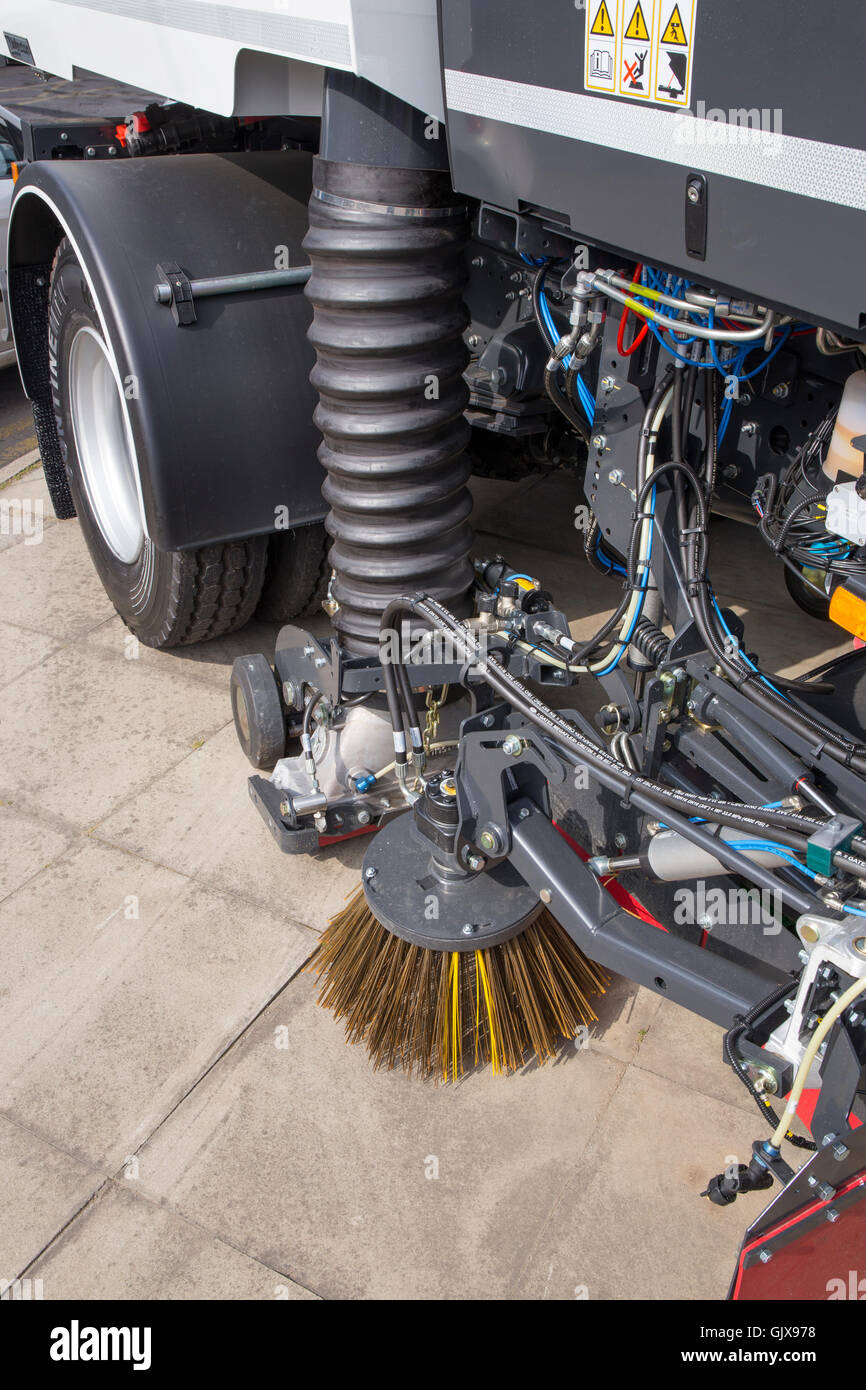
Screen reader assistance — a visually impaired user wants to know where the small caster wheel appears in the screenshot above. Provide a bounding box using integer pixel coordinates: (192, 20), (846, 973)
(231, 653), (287, 769)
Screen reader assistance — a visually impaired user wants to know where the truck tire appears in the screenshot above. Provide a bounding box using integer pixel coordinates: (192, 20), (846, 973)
(257, 523), (330, 623)
(48, 236), (268, 648)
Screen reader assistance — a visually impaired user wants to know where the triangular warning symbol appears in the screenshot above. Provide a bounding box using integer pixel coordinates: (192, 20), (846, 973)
(590, 1), (615, 38)
(661, 4), (689, 45)
(625, 2), (650, 42)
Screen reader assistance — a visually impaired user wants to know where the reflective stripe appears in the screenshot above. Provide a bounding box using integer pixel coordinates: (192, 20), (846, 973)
(444, 68), (866, 214)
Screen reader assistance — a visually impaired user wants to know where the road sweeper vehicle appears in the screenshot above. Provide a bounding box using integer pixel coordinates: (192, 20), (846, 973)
(5, 0), (866, 1298)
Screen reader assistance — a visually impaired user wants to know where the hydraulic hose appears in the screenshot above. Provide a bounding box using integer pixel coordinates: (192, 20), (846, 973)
(379, 594), (837, 918)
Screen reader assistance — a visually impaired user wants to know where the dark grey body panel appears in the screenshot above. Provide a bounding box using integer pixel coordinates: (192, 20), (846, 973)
(440, 0), (866, 333)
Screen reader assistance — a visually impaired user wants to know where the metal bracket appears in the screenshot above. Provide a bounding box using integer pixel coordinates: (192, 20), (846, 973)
(154, 261), (196, 326)
(153, 264), (312, 326)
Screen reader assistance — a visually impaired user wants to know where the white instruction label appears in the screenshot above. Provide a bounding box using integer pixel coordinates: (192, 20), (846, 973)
(585, 0), (697, 107)
(585, 0), (618, 94)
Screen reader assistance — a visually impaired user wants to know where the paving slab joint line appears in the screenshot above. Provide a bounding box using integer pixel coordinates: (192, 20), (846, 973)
(513, 1055), (631, 1291)
(101, 1174), (325, 1301)
(12, 1177), (113, 1284)
(114, 953), (318, 1170)
(87, 819), (323, 942)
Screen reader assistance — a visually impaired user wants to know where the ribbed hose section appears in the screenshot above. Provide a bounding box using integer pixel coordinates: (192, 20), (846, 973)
(303, 158), (474, 654)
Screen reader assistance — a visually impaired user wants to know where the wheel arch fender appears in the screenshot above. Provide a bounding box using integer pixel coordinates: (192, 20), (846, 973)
(7, 151), (325, 550)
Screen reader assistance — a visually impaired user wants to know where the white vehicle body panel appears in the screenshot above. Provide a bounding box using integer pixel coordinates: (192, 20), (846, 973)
(0, 0), (444, 119)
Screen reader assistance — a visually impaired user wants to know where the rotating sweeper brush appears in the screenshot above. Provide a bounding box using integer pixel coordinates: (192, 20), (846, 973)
(310, 771), (608, 1080)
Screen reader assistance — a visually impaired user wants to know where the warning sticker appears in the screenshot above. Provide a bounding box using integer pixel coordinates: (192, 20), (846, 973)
(585, 0), (698, 108)
(653, 0), (696, 106)
(618, 0), (656, 101)
(585, 0), (617, 93)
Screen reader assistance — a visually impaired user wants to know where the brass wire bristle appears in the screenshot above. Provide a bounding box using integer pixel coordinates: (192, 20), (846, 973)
(309, 886), (608, 1080)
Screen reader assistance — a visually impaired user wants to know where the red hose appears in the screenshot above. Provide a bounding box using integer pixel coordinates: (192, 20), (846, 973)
(617, 263), (649, 357)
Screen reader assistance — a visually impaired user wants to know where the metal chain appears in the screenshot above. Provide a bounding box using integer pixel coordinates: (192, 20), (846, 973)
(423, 684), (448, 755)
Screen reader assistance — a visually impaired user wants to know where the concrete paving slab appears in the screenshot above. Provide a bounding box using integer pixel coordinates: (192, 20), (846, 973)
(586, 976), (665, 1065)
(0, 803), (71, 903)
(135, 966), (625, 1300)
(0, 839), (316, 1170)
(83, 614), (285, 690)
(511, 1066), (763, 1300)
(95, 722), (369, 930)
(0, 520), (113, 637)
(0, 1114), (103, 1280)
(631, 996), (757, 1116)
(28, 1182), (318, 1300)
(0, 619), (60, 691)
(0, 643), (233, 826)
(0, 471), (57, 553)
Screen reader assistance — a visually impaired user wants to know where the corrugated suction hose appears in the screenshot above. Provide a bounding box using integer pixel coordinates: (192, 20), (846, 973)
(303, 157), (474, 655)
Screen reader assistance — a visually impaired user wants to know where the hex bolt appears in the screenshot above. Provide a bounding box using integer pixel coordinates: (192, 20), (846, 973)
(357, 809), (371, 825)
(741, 421), (758, 437)
(480, 713), (495, 728)
(783, 999), (795, 1014)
(600, 375), (618, 393)
(467, 334), (480, 348)
(466, 852), (485, 872)
(826, 1207), (840, 1223)
(848, 1012), (862, 1027)
(518, 807), (531, 820)
(758, 1249), (772, 1264)
(479, 829), (499, 853)
(772, 382), (790, 399)
(593, 434), (607, 452)
(832, 1141), (850, 1161)
(817, 1182), (836, 1201)
(614, 833), (627, 850)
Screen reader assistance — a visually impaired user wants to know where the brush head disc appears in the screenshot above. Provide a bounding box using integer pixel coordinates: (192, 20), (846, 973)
(360, 806), (541, 952)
